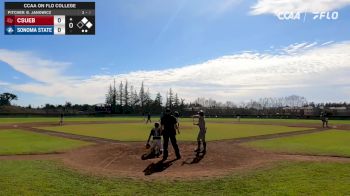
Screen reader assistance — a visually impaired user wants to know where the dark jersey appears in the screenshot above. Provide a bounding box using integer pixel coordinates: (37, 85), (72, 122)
(150, 128), (161, 140)
(161, 114), (177, 135)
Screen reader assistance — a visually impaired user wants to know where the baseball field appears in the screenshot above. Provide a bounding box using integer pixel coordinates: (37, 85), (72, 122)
(1, 117), (350, 195)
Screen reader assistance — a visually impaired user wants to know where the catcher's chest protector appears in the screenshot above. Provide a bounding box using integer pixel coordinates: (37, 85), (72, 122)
(153, 128), (161, 140)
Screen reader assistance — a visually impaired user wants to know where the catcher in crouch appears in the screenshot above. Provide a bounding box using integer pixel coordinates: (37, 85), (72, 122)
(193, 110), (207, 154)
(144, 122), (162, 158)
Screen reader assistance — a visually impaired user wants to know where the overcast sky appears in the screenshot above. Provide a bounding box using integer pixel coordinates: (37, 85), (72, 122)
(1, 0), (350, 106)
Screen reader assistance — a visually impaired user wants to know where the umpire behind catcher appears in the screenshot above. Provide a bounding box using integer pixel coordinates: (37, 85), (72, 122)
(161, 108), (181, 161)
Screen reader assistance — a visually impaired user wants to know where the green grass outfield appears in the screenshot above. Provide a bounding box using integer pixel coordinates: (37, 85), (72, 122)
(0, 160), (350, 195)
(0, 130), (90, 155)
(1, 117), (350, 125)
(245, 130), (350, 157)
(40, 123), (311, 141)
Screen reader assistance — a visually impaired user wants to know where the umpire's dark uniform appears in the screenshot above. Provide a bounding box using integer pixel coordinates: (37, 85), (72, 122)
(161, 110), (181, 160)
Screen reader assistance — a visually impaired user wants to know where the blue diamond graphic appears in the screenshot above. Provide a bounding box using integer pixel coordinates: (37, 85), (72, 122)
(6, 26), (14, 34)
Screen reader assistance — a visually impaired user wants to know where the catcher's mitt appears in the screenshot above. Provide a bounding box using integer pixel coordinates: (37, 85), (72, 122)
(145, 143), (151, 149)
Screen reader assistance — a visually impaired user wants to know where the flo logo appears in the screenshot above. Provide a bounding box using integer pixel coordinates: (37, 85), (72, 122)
(312, 12), (339, 20)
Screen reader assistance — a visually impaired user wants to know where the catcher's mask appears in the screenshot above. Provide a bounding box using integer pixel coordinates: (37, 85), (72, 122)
(198, 110), (204, 116)
(154, 122), (160, 128)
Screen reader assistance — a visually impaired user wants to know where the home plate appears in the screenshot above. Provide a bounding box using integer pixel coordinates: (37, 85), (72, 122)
(13, 125), (18, 128)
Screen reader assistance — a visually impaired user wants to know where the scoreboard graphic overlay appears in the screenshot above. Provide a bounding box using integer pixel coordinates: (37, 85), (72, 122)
(4, 2), (95, 35)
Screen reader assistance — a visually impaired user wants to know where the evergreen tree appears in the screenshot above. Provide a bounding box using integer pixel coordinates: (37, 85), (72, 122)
(168, 88), (174, 109)
(124, 80), (129, 107)
(153, 92), (163, 113)
(119, 81), (123, 106)
(174, 93), (179, 110)
(179, 98), (185, 113)
(105, 80), (117, 113)
(112, 80), (117, 113)
(105, 84), (113, 106)
(130, 85), (139, 107)
(155, 92), (162, 106)
(165, 92), (169, 108)
(144, 88), (152, 111)
(139, 81), (147, 112)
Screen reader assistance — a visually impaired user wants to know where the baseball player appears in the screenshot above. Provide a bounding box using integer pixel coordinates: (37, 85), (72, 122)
(320, 112), (329, 128)
(145, 122), (162, 157)
(146, 112), (152, 124)
(59, 113), (64, 126)
(174, 111), (180, 134)
(194, 110), (207, 154)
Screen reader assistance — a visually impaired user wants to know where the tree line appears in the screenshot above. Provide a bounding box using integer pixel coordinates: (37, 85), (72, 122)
(1, 90), (349, 118)
(189, 95), (350, 118)
(105, 80), (185, 114)
(192, 95), (308, 109)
